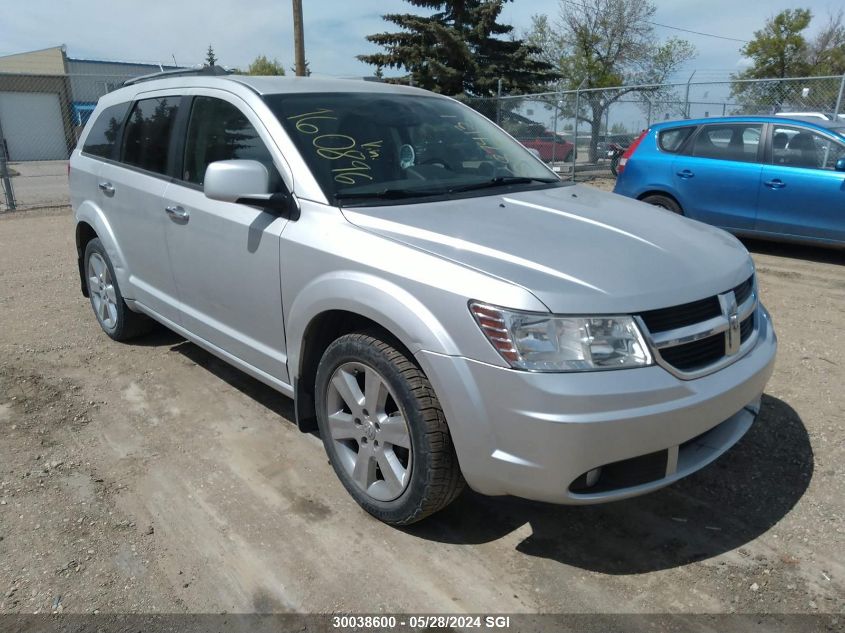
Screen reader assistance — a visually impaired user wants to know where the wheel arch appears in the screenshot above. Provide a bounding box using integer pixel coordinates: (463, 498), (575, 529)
(75, 201), (132, 298)
(637, 190), (684, 213)
(287, 273), (462, 433)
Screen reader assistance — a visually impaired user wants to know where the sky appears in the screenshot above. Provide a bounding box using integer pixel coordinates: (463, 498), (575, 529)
(0, 0), (842, 81)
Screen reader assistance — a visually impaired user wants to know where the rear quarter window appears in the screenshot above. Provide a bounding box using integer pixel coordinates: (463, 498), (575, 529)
(657, 127), (695, 153)
(82, 102), (131, 159)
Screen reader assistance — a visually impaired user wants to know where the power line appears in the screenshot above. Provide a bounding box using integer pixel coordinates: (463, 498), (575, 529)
(648, 21), (749, 44)
(559, 0), (750, 44)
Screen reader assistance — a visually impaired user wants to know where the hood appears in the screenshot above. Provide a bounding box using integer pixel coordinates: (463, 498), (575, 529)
(341, 185), (754, 314)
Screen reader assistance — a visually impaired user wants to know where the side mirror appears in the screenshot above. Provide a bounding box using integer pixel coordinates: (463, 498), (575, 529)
(835, 157), (845, 172)
(204, 159), (297, 218)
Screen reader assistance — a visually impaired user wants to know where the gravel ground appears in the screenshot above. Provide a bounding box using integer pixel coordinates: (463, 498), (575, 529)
(0, 201), (843, 618)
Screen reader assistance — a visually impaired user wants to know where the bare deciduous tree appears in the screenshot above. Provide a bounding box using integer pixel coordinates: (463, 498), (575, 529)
(528, 0), (695, 161)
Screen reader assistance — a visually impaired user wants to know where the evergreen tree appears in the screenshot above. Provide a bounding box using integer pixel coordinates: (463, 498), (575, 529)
(205, 45), (218, 67)
(358, 0), (557, 97)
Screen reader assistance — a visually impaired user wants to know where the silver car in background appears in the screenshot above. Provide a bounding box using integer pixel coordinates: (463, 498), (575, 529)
(70, 72), (776, 525)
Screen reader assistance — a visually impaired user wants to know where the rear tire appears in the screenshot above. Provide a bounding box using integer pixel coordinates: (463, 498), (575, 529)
(641, 194), (682, 214)
(84, 238), (153, 341)
(315, 332), (464, 525)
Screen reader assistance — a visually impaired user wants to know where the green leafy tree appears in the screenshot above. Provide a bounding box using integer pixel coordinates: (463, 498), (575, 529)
(205, 45), (218, 67)
(736, 9), (812, 79)
(248, 55), (286, 76)
(358, 0), (558, 97)
(731, 9), (845, 114)
(527, 0), (695, 161)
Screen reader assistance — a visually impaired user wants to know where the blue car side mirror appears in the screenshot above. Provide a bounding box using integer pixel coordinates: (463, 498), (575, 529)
(836, 157), (845, 172)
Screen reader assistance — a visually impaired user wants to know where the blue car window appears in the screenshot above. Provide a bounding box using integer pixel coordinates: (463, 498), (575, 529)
(692, 124), (762, 164)
(771, 125), (845, 171)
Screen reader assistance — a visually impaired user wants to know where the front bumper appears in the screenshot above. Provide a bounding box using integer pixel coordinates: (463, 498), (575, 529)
(415, 305), (777, 504)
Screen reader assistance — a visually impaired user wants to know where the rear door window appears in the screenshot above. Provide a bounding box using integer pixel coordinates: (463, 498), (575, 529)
(120, 97), (180, 175)
(692, 124), (762, 163)
(82, 102), (131, 159)
(658, 126), (695, 153)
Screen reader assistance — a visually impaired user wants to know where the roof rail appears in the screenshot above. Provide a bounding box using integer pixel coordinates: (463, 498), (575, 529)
(123, 65), (232, 87)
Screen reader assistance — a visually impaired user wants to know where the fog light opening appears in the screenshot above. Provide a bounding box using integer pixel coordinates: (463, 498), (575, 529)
(585, 467), (602, 488)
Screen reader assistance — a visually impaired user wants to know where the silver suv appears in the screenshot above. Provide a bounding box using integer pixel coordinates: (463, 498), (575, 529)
(70, 72), (777, 525)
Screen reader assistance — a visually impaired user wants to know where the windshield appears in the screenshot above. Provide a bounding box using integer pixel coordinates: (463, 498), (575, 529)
(263, 92), (562, 204)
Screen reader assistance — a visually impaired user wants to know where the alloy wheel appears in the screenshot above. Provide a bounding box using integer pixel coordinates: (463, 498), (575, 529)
(325, 361), (412, 501)
(88, 252), (118, 330)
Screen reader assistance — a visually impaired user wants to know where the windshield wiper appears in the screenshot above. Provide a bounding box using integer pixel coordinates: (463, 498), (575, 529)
(334, 188), (442, 201)
(447, 176), (559, 193)
(335, 176), (559, 202)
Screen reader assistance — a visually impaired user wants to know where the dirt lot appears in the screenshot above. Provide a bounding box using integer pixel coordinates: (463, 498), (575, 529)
(0, 201), (843, 617)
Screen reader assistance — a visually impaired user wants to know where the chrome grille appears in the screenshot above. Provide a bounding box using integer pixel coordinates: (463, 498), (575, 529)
(636, 274), (758, 379)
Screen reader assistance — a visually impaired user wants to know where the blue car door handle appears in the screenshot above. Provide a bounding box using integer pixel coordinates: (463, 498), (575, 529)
(676, 169), (694, 179)
(764, 179), (786, 189)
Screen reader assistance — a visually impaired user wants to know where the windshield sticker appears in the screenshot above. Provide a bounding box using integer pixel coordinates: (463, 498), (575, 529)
(287, 109), (383, 185)
(451, 119), (508, 164)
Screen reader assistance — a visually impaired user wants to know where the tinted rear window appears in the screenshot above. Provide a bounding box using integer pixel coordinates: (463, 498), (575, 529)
(692, 124), (762, 163)
(82, 102), (131, 159)
(121, 97), (180, 175)
(658, 126), (694, 153)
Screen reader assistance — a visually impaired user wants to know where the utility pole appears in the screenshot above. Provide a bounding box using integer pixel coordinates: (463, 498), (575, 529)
(292, 0), (306, 77)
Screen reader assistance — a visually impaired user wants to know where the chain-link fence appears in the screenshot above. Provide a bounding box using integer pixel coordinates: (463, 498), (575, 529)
(1, 72), (844, 210)
(0, 71), (165, 210)
(465, 74), (845, 181)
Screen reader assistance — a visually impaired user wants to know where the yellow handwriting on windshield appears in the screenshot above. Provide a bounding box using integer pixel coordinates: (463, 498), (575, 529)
(287, 109), (379, 184)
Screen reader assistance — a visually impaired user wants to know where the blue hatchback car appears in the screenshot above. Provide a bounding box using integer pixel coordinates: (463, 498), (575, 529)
(613, 116), (845, 247)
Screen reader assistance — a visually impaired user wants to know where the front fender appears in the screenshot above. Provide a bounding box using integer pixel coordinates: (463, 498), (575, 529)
(75, 200), (132, 298)
(286, 270), (463, 379)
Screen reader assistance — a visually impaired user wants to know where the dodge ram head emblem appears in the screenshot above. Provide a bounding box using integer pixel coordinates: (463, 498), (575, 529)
(724, 291), (741, 356)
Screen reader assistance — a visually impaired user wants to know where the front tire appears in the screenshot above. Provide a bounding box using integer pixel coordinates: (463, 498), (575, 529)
(84, 238), (152, 341)
(315, 332), (464, 525)
(641, 193), (682, 214)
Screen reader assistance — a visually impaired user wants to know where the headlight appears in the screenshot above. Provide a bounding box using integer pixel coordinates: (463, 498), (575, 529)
(469, 302), (653, 372)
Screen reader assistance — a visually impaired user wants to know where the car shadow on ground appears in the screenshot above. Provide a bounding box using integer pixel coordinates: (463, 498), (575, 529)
(128, 331), (812, 574)
(133, 330), (296, 421)
(405, 394), (813, 574)
(742, 238), (845, 266)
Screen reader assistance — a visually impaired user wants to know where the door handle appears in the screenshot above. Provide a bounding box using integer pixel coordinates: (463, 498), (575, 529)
(97, 181), (115, 196)
(165, 205), (190, 222)
(676, 169), (694, 179)
(764, 179), (786, 189)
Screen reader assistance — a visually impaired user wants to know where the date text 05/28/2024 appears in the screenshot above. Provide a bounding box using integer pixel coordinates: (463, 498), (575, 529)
(331, 615), (512, 629)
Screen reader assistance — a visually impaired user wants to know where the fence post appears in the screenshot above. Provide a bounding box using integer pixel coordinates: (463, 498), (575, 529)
(683, 71), (696, 119)
(834, 74), (845, 120)
(0, 125), (15, 211)
(572, 88), (580, 182)
(496, 78), (502, 126)
(551, 93), (560, 165)
(572, 78), (586, 182)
